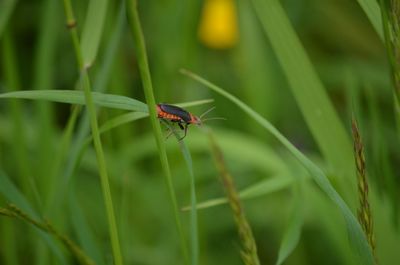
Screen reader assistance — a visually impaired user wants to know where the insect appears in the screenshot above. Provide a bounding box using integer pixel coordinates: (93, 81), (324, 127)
(156, 103), (220, 140)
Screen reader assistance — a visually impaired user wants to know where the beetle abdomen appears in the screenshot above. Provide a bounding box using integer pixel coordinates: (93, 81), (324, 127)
(158, 104), (191, 122)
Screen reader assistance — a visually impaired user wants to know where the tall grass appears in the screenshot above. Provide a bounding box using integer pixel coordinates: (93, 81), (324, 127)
(62, 0), (123, 264)
(181, 69), (375, 265)
(1, 1), (400, 265)
(126, 0), (189, 263)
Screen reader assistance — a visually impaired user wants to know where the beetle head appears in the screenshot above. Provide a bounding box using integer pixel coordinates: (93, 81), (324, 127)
(190, 114), (202, 126)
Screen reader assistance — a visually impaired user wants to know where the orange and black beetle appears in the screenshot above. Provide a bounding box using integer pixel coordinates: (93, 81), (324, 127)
(156, 103), (201, 140)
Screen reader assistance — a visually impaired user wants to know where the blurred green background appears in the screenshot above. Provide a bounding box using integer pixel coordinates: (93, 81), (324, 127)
(0, 0), (399, 264)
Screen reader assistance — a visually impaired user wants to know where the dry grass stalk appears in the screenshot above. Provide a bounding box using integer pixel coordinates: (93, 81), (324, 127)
(390, 0), (400, 96)
(0, 204), (95, 265)
(351, 117), (377, 262)
(208, 132), (260, 265)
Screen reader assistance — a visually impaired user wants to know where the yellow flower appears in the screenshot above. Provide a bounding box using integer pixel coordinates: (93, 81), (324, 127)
(198, 0), (239, 49)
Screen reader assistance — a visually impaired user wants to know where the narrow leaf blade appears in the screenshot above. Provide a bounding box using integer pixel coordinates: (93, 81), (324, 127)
(276, 186), (303, 265)
(0, 90), (148, 112)
(0, 171), (67, 264)
(356, 0), (383, 39)
(0, 0), (17, 37)
(251, 0), (356, 189)
(80, 0), (108, 66)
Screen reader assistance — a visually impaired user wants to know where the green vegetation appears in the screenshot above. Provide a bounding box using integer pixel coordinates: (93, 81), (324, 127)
(0, 0), (399, 264)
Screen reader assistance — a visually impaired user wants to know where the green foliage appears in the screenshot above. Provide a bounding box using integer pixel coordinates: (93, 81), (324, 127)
(0, 0), (16, 37)
(276, 185), (303, 265)
(80, 0), (109, 67)
(0, 171), (67, 264)
(0, 90), (148, 112)
(181, 69), (375, 265)
(357, 0), (383, 39)
(252, 0), (356, 198)
(0, 0), (399, 265)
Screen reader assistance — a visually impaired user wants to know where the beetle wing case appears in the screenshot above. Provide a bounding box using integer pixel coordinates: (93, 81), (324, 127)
(158, 104), (191, 122)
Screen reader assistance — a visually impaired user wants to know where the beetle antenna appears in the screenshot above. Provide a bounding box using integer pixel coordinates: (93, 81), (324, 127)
(199, 106), (216, 119)
(201, 117), (227, 122)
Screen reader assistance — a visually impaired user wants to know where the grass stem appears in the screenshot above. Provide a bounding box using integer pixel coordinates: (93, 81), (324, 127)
(126, 1), (189, 263)
(61, 1), (123, 264)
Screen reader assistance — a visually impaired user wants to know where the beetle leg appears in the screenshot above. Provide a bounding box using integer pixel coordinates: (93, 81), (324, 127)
(178, 122), (184, 130)
(160, 120), (174, 139)
(165, 129), (174, 139)
(179, 124), (188, 141)
(164, 123), (179, 140)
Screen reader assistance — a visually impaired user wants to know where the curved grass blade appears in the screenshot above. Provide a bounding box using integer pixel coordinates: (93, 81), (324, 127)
(100, 112), (148, 134)
(69, 188), (105, 265)
(251, 0), (356, 194)
(0, 171), (67, 264)
(356, 0), (383, 39)
(276, 184), (303, 265)
(0, 90), (211, 118)
(176, 99), (214, 108)
(181, 69), (375, 265)
(80, 0), (108, 67)
(182, 174), (295, 211)
(0, 90), (148, 112)
(207, 130), (288, 174)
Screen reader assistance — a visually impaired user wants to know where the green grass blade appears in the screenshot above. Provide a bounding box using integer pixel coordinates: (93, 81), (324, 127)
(80, 71), (123, 265)
(0, 92), (210, 114)
(0, 171), (67, 264)
(93, 3), (126, 93)
(240, 174), (294, 199)
(356, 0), (383, 39)
(395, 94), (400, 141)
(1, 32), (30, 265)
(0, 0), (16, 37)
(126, 1), (189, 263)
(176, 99), (214, 108)
(100, 112), (148, 134)
(208, 130), (288, 174)
(182, 174), (295, 211)
(0, 90), (148, 112)
(69, 188), (105, 265)
(181, 70), (375, 265)
(80, 0), (108, 67)
(276, 185), (303, 265)
(162, 121), (199, 265)
(52, 3), (126, 213)
(251, 0), (356, 191)
(0, 204), (95, 265)
(236, 0), (278, 125)
(1, 31), (30, 193)
(31, 0), (60, 201)
(45, 106), (80, 212)
(64, 1), (123, 263)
